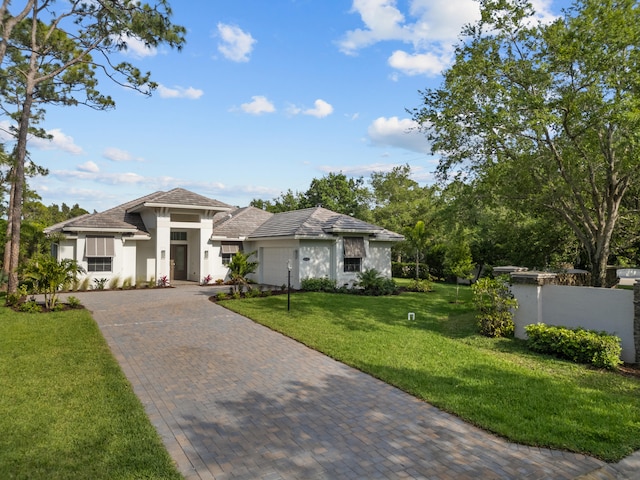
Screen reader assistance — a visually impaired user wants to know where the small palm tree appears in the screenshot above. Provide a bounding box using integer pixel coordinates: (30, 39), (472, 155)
(22, 254), (85, 309)
(227, 251), (259, 293)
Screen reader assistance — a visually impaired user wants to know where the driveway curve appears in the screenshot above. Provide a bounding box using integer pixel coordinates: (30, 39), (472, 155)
(70, 285), (632, 480)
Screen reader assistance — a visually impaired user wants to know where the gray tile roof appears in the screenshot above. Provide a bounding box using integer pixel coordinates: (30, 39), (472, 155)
(128, 188), (233, 211)
(45, 189), (232, 235)
(212, 206), (273, 239)
(247, 207), (404, 241)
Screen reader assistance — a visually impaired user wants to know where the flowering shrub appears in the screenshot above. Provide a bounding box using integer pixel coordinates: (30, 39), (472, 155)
(157, 275), (170, 287)
(202, 274), (213, 285)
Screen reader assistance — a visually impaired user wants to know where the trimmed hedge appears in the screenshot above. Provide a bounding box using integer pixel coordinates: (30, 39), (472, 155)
(525, 323), (622, 370)
(300, 277), (337, 292)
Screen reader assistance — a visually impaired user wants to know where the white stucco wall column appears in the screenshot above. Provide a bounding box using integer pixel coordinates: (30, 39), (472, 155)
(156, 208), (171, 281)
(510, 272), (558, 339)
(200, 213), (214, 283)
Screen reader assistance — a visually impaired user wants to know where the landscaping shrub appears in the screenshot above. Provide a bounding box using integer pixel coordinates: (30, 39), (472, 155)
(215, 292), (228, 301)
(405, 278), (433, 292)
(525, 323), (622, 370)
(67, 296), (82, 309)
(245, 287), (262, 298)
(18, 300), (42, 313)
(472, 276), (517, 337)
(355, 269), (398, 296)
(301, 277), (337, 292)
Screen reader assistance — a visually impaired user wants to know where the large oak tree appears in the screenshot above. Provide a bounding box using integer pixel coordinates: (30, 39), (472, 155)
(413, 0), (640, 286)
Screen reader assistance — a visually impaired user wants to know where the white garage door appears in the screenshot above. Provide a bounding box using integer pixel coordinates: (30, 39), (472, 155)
(262, 248), (295, 287)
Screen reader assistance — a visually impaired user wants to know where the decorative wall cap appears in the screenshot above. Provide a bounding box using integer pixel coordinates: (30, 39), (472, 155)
(510, 271), (558, 285)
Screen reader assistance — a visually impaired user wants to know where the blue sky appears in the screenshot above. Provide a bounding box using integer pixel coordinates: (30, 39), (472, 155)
(11, 0), (560, 213)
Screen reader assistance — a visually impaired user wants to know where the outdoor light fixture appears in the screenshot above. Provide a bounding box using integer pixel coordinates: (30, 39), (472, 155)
(204, 250), (209, 259)
(161, 250), (166, 260)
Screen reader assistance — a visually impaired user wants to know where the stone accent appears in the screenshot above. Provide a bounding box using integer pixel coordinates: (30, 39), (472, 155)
(634, 281), (640, 364)
(511, 271), (558, 286)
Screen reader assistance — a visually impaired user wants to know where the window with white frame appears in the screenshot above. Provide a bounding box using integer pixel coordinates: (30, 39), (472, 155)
(343, 237), (366, 272)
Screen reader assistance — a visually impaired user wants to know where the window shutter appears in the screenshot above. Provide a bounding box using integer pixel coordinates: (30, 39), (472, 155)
(221, 243), (240, 254)
(343, 237), (366, 258)
(85, 236), (115, 257)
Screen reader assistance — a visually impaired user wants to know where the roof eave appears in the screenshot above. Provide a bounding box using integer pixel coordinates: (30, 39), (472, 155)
(64, 227), (139, 233)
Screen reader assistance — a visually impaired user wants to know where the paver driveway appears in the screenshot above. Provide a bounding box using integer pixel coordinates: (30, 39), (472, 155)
(72, 285), (633, 480)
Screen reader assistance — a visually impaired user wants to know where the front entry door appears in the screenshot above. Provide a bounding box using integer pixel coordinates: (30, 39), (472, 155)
(171, 245), (188, 280)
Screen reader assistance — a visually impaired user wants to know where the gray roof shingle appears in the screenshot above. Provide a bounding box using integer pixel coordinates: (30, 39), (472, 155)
(45, 188), (233, 235)
(212, 206), (273, 239)
(247, 207), (403, 241)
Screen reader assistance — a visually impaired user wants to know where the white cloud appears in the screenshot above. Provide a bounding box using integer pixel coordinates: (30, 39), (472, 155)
(113, 34), (158, 58)
(217, 23), (256, 62)
(157, 84), (204, 99)
(388, 50), (447, 76)
(303, 99), (334, 118)
(240, 95), (276, 115)
(78, 161), (99, 173)
(0, 121), (83, 154)
(339, 0), (411, 55)
(30, 128), (84, 154)
(339, 0), (557, 76)
(367, 116), (430, 153)
(103, 147), (143, 162)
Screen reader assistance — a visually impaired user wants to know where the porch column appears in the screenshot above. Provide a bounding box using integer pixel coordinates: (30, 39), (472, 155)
(156, 208), (171, 282)
(509, 272), (557, 339)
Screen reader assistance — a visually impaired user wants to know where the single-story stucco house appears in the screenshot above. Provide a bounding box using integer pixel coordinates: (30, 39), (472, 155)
(44, 188), (404, 289)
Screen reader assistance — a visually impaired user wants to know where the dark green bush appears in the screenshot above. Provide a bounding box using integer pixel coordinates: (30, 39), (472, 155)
(525, 323), (622, 370)
(355, 269), (398, 296)
(301, 277), (337, 292)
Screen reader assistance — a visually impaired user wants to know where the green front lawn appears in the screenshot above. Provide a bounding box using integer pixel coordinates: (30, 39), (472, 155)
(221, 284), (640, 462)
(0, 306), (182, 480)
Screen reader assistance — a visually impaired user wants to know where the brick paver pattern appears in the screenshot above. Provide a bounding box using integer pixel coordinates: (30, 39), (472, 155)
(73, 286), (615, 480)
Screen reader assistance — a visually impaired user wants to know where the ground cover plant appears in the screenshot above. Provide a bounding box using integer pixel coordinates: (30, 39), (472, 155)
(220, 283), (640, 462)
(0, 303), (182, 480)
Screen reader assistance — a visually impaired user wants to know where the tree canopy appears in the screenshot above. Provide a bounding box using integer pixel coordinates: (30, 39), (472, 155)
(0, 1), (186, 293)
(412, 0), (640, 286)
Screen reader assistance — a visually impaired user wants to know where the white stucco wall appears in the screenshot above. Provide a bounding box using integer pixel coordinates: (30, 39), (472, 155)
(366, 241), (393, 278)
(512, 283), (636, 363)
(299, 241), (334, 283)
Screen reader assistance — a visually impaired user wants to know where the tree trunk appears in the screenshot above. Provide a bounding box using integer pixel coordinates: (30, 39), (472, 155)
(3, 175), (15, 277)
(6, 92), (34, 294)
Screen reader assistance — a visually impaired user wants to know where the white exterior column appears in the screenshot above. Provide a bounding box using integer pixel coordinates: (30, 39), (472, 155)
(200, 212), (214, 283)
(510, 272), (557, 339)
(156, 208), (171, 281)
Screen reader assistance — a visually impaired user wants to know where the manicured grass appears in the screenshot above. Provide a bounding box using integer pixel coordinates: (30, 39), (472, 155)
(221, 284), (640, 462)
(0, 305), (182, 480)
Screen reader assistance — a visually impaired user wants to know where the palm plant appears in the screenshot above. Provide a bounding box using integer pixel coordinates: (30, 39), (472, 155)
(227, 251), (259, 293)
(22, 254), (84, 309)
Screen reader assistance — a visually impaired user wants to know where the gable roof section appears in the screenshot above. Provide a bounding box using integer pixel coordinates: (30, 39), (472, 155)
(211, 206), (273, 239)
(45, 188), (233, 236)
(127, 188), (233, 212)
(247, 207), (403, 241)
